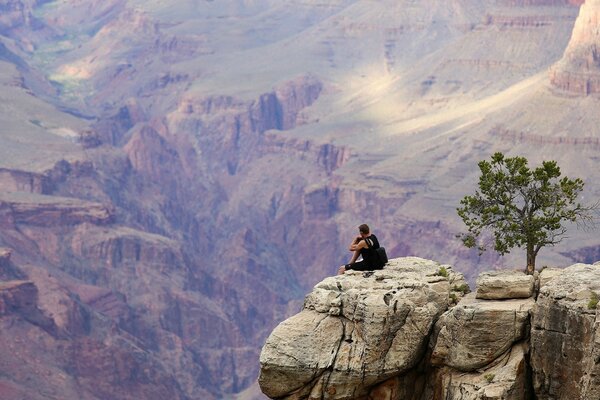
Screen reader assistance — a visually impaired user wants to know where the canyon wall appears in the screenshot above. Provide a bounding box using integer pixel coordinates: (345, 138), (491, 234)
(0, 0), (598, 399)
(550, 0), (600, 94)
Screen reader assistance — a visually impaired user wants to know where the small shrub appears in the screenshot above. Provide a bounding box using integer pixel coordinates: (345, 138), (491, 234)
(484, 373), (495, 383)
(589, 292), (599, 310)
(436, 266), (449, 278)
(452, 283), (470, 294)
(449, 293), (458, 304)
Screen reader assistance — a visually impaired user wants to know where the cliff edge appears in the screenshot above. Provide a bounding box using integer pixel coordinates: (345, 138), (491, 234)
(259, 257), (600, 400)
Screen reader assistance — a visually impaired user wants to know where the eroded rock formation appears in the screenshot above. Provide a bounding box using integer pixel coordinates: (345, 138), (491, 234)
(1, 0), (598, 398)
(550, 0), (600, 94)
(259, 257), (469, 399)
(531, 263), (600, 398)
(260, 258), (600, 400)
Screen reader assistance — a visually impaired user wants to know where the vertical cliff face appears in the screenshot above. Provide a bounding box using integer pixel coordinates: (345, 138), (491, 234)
(550, 0), (600, 94)
(531, 264), (600, 399)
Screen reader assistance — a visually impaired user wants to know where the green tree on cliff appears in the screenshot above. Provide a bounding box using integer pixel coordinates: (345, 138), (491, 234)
(457, 152), (596, 274)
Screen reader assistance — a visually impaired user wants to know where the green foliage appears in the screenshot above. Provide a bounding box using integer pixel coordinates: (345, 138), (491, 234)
(449, 293), (458, 304)
(484, 373), (495, 383)
(436, 266), (449, 277)
(457, 152), (594, 272)
(589, 292), (599, 310)
(453, 283), (470, 294)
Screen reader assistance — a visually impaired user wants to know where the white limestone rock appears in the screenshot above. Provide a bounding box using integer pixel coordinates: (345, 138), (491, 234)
(258, 257), (464, 399)
(431, 293), (534, 372)
(476, 270), (534, 300)
(538, 267), (563, 290)
(431, 342), (530, 400)
(531, 263), (600, 400)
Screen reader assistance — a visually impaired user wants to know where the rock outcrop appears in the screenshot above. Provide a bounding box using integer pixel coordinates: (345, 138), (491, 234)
(428, 342), (530, 400)
(550, 0), (600, 94)
(259, 257), (468, 399)
(1, 0), (598, 398)
(531, 263), (600, 399)
(0, 192), (112, 226)
(260, 258), (600, 400)
(0, 280), (56, 333)
(431, 294), (534, 372)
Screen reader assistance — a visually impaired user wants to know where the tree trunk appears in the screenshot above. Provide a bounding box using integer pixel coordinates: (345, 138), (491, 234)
(526, 244), (536, 275)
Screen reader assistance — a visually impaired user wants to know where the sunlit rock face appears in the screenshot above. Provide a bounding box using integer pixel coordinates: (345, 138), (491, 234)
(550, 0), (600, 94)
(260, 263), (600, 400)
(259, 257), (468, 400)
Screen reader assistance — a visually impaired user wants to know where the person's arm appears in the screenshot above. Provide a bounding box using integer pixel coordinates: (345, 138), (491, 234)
(347, 249), (361, 264)
(347, 239), (366, 264)
(348, 236), (360, 251)
(349, 237), (366, 252)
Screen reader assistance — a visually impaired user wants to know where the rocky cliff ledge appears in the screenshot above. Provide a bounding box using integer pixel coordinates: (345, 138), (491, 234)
(259, 257), (600, 400)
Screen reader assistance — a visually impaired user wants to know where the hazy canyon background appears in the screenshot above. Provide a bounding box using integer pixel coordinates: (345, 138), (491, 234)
(0, 0), (599, 398)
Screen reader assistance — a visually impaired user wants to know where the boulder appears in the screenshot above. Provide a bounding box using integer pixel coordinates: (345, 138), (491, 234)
(530, 263), (600, 399)
(537, 267), (563, 290)
(431, 293), (534, 371)
(476, 270), (534, 300)
(431, 342), (530, 400)
(259, 257), (464, 399)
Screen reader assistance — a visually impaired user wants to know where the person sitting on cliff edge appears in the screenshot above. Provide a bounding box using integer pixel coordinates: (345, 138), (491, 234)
(337, 223), (385, 275)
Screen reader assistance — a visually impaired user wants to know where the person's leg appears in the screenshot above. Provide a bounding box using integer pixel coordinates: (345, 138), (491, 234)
(340, 260), (367, 274)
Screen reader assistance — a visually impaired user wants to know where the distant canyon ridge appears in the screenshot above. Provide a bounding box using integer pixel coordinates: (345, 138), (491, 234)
(0, 0), (599, 399)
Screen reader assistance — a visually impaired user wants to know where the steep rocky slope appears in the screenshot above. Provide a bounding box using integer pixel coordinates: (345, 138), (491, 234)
(260, 258), (600, 399)
(550, 0), (600, 93)
(1, 0), (599, 399)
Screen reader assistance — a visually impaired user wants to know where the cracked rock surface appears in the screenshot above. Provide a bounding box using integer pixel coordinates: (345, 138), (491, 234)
(431, 293), (534, 371)
(428, 341), (530, 400)
(260, 259), (600, 400)
(531, 263), (600, 399)
(258, 257), (466, 399)
(475, 271), (534, 300)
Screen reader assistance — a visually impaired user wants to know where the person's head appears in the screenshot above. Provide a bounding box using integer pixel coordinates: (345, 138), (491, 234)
(358, 224), (370, 237)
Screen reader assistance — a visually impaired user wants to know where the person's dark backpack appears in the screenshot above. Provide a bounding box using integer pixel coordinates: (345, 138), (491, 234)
(365, 237), (388, 268)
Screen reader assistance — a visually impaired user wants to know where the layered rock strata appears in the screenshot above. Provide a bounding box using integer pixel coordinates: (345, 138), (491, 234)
(260, 259), (600, 400)
(550, 0), (600, 94)
(0, 192), (112, 226)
